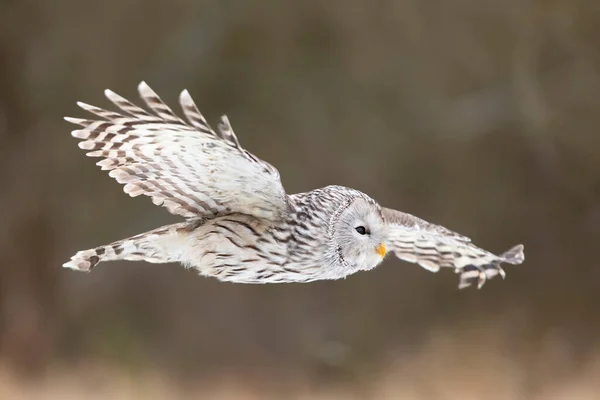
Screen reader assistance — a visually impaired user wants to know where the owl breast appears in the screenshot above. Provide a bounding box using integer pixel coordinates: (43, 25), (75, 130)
(180, 214), (321, 283)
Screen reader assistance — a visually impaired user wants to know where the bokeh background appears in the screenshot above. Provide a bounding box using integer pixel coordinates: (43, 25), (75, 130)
(1, 0), (600, 398)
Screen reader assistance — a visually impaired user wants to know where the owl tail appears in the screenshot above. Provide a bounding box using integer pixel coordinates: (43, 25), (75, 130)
(63, 220), (203, 271)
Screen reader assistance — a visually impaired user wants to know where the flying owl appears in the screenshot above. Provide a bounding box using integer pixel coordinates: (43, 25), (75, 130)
(63, 82), (524, 289)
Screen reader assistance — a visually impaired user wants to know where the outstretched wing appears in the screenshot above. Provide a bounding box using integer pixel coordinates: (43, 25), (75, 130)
(382, 208), (524, 289)
(67, 82), (288, 221)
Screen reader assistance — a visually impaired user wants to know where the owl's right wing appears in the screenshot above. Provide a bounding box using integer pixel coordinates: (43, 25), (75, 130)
(66, 82), (288, 221)
(382, 207), (524, 289)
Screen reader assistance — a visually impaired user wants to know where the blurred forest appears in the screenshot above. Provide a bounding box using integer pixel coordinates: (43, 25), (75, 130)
(1, 0), (600, 398)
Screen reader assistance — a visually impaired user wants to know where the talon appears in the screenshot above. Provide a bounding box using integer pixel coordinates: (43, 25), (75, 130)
(477, 269), (487, 289)
(497, 266), (506, 279)
(458, 280), (472, 290)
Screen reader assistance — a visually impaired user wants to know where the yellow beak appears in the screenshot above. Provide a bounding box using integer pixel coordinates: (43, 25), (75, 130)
(376, 243), (387, 258)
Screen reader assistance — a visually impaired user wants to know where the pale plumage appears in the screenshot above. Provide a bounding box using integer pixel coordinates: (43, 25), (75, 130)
(63, 82), (524, 289)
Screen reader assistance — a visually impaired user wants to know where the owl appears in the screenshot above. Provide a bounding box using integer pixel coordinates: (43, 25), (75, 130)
(63, 82), (524, 289)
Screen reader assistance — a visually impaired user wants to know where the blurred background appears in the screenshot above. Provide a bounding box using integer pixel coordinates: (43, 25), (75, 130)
(1, 0), (600, 398)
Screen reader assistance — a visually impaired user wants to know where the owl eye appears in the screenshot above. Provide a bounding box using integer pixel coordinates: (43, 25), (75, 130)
(355, 226), (369, 235)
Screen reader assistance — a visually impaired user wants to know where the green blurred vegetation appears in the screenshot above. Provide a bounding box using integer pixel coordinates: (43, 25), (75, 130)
(0, 0), (599, 398)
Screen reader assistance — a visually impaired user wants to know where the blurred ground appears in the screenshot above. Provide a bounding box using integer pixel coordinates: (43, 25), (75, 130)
(1, 0), (599, 398)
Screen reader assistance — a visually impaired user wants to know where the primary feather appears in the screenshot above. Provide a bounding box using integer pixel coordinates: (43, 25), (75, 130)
(382, 208), (524, 289)
(67, 82), (287, 221)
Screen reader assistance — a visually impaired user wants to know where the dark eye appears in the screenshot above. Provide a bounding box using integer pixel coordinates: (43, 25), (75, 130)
(355, 226), (368, 235)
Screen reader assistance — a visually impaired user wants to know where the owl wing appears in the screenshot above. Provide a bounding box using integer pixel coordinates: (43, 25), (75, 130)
(66, 82), (288, 221)
(382, 207), (524, 289)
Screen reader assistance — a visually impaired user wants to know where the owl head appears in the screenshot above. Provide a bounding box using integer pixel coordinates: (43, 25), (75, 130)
(329, 194), (388, 273)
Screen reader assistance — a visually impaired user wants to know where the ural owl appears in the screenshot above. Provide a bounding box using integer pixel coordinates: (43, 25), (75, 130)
(63, 82), (524, 289)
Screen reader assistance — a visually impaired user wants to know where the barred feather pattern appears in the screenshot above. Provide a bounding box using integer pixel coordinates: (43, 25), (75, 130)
(382, 208), (524, 289)
(63, 82), (524, 289)
(64, 187), (374, 284)
(67, 82), (286, 221)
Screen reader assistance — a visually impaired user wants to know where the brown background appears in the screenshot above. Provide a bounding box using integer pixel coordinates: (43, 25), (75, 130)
(1, 0), (599, 398)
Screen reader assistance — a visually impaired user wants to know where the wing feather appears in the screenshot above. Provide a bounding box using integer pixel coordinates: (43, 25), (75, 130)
(137, 81), (184, 123)
(104, 89), (153, 118)
(67, 82), (288, 221)
(383, 207), (524, 289)
(178, 89), (213, 134)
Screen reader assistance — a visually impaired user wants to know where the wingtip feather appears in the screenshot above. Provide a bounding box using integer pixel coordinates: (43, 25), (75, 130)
(71, 130), (86, 139)
(104, 88), (122, 102)
(179, 89), (191, 100)
(138, 81), (150, 93)
(76, 101), (92, 110)
(63, 256), (92, 272)
(501, 244), (524, 265)
(178, 89), (194, 108)
(64, 116), (87, 125)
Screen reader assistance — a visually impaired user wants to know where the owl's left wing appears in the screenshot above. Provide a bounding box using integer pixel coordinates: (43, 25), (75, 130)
(66, 82), (288, 221)
(382, 207), (524, 289)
